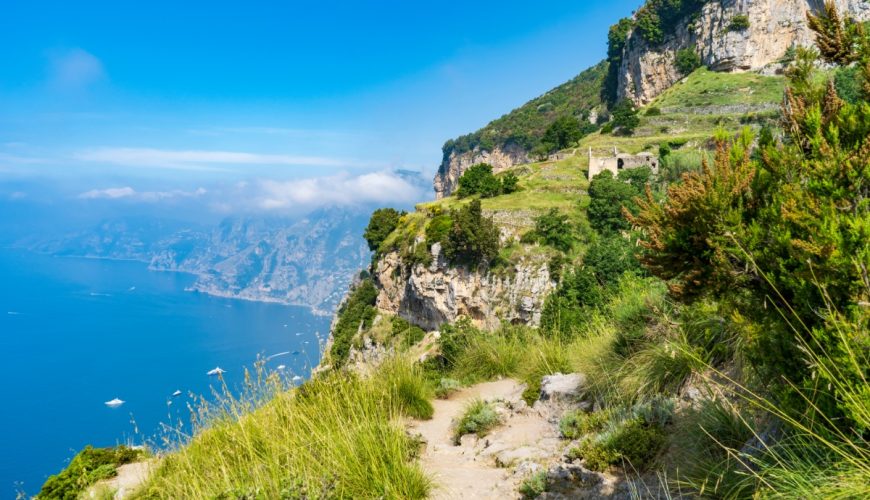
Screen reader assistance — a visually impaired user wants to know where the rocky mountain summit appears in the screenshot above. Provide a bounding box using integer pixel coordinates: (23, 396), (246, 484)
(618, 0), (870, 104)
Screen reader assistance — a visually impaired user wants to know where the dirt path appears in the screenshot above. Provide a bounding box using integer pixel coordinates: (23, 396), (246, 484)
(408, 379), (563, 500)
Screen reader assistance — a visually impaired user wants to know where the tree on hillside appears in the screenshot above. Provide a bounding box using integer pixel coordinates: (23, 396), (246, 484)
(588, 170), (646, 234)
(542, 116), (584, 152)
(532, 208), (575, 252)
(457, 163), (502, 198)
(364, 208), (404, 253)
(443, 199), (500, 267)
(611, 99), (640, 135)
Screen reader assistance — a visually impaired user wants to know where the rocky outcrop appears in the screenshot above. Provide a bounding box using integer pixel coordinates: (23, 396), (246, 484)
(373, 245), (554, 332)
(433, 144), (531, 199)
(618, 0), (870, 105)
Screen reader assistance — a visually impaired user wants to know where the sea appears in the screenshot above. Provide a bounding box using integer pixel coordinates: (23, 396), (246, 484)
(0, 248), (331, 497)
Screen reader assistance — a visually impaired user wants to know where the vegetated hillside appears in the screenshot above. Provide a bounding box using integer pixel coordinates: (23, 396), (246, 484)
(434, 62), (607, 198)
(441, 61), (608, 160)
(41, 6), (869, 500)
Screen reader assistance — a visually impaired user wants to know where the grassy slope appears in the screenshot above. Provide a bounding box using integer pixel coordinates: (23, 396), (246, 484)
(45, 69), (790, 499)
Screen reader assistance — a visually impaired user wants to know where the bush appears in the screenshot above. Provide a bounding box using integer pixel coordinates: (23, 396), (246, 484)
(583, 235), (642, 287)
(644, 106), (662, 116)
(501, 172), (520, 194)
(434, 378), (462, 399)
(675, 48), (702, 75)
(542, 115), (584, 152)
(560, 410), (611, 439)
(424, 214), (453, 248)
(532, 208), (575, 252)
(540, 267), (604, 338)
(519, 471), (548, 499)
(453, 399), (501, 444)
(39, 445), (145, 500)
(443, 199), (500, 267)
(728, 14), (750, 32)
(329, 279), (379, 366)
(364, 208), (404, 253)
(587, 171), (640, 234)
(457, 163), (502, 198)
(611, 99), (639, 135)
(570, 419), (667, 472)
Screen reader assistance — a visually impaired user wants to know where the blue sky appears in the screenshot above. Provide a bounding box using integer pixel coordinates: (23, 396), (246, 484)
(0, 0), (641, 214)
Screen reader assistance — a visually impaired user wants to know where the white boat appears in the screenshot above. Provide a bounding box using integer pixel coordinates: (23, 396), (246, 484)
(172, 390), (182, 397)
(276, 364), (286, 371)
(105, 398), (125, 408)
(291, 375), (303, 383)
(207, 367), (226, 376)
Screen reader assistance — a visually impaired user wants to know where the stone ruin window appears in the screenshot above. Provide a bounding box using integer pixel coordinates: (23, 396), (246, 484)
(617, 159), (625, 170)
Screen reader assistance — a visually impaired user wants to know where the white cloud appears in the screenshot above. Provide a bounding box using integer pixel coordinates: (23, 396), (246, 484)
(254, 171), (423, 211)
(49, 48), (105, 91)
(78, 186), (207, 201)
(74, 147), (379, 171)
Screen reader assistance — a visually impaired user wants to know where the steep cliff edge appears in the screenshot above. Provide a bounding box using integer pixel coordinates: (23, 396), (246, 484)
(617, 0), (870, 104)
(374, 246), (553, 332)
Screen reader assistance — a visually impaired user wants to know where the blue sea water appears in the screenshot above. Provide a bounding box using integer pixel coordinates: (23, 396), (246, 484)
(0, 248), (330, 497)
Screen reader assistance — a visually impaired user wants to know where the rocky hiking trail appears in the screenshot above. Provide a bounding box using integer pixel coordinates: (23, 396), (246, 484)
(407, 376), (648, 500)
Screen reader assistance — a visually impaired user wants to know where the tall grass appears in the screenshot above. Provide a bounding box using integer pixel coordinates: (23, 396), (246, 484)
(133, 359), (431, 499)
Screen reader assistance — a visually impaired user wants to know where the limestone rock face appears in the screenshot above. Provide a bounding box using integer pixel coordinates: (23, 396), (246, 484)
(373, 249), (554, 331)
(433, 144), (530, 199)
(618, 0), (870, 105)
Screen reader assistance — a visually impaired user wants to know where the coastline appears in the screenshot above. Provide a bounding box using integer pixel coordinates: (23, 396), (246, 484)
(9, 248), (337, 317)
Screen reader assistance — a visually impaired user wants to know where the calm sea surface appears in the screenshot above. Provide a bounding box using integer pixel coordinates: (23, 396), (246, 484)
(0, 248), (330, 497)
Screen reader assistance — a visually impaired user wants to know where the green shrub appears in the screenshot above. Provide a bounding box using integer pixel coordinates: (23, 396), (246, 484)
(453, 399), (501, 444)
(587, 170), (639, 234)
(675, 48), (702, 75)
(501, 172), (520, 194)
(438, 317), (479, 369)
(540, 267), (604, 338)
(443, 199), (500, 267)
(434, 378), (462, 399)
(425, 214), (453, 247)
(542, 115), (585, 152)
(457, 163), (502, 198)
(560, 410), (611, 439)
(547, 253), (567, 282)
(329, 279), (379, 366)
(644, 106), (662, 116)
(728, 14), (750, 32)
(519, 471), (548, 499)
(584, 235), (643, 287)
(834, 64), (865, 104)
(390, 316), (427, 348)
(532, 208), (575, 252)
(611, 99), (639, 135)
(364, 208), (405, 254)
(570, 419), (667, 472)
(39, 445), (145, 500)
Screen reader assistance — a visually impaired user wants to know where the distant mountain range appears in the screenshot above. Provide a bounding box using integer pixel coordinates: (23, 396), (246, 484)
(26, 209), (373, 314)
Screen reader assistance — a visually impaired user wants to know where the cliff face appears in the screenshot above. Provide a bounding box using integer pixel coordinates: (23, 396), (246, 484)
(433, 144), (530, 199)
(373, 245), (553, 331)
(618, 0), (870, 105)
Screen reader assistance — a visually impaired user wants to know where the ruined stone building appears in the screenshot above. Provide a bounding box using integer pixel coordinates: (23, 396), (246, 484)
(587, 147), (658, 180)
